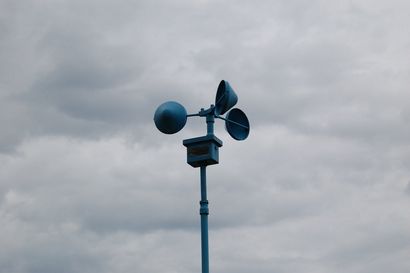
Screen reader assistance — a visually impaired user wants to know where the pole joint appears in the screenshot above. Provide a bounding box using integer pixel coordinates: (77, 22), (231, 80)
(200, 200), (209, 215)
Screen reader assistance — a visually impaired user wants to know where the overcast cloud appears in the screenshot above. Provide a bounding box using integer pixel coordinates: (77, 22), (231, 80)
(1, 0), (410, 272)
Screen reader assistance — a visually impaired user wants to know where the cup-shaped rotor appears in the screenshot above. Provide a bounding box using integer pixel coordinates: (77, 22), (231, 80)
(154, 101), (187, 134)
(215, 80), (238, 116)
(225, 108), (250, 140)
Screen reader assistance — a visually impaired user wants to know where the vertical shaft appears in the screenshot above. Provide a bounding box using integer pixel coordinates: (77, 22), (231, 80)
(200, 166), (209, 273)
(206, 112), (215, 136)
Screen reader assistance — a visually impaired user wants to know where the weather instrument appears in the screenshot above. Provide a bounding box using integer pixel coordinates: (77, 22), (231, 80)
(154, 80), (250, 273)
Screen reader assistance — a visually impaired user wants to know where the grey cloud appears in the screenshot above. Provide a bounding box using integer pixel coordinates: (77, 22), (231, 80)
(1, 0), (410, 273)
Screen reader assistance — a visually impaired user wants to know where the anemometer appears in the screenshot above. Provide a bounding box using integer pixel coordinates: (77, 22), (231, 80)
(154, 80), (250, 273)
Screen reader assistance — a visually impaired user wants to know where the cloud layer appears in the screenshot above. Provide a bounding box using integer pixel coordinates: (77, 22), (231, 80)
(1, 0), (410, 272)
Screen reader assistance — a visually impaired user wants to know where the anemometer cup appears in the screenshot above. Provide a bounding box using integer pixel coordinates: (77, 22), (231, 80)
(154, 101), (187, 134)
(215, 80), (238, 116)
(225, 108), (250, 140)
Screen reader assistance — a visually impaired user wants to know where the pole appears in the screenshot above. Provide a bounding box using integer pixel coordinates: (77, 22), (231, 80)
(200, 111), (213, 273)
(200, 166), (209, 273)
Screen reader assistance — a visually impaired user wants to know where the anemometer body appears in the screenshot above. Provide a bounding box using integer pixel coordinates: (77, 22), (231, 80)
(154, 80), (250, 273)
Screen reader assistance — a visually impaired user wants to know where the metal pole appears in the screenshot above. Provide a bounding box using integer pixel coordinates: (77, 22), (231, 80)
(200, 166), (209, 273)
(200, 111), (213, 273)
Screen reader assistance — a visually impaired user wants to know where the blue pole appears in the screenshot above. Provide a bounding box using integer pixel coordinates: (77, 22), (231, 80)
(200, 165), (209, 273)
(200, 110), (213, 273)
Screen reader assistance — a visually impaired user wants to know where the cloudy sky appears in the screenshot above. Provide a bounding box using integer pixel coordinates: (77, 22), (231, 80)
(1, 0), (410, 272)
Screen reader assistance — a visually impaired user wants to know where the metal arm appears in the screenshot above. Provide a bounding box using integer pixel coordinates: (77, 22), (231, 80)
(215, 115), (249, 129)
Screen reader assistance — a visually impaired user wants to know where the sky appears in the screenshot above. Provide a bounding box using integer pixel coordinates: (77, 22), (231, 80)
(1, 0), (410, 272)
